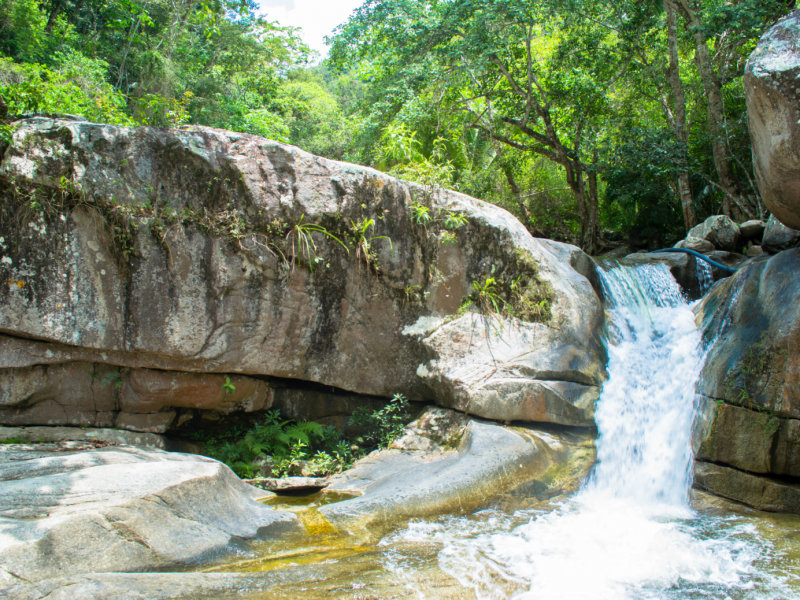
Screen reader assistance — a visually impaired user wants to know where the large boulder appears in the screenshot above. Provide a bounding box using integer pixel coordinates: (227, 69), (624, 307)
(0, 443), (300, 585)
(0, 117), (606, 428)
(762, 214), (800, 253)
(745, 10), (800, 230)
(685, 215), (742, 252)
(693, 248), (800, 511)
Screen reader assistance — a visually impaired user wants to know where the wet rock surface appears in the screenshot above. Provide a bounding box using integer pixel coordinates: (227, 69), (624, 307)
(693, 249), (800, 511)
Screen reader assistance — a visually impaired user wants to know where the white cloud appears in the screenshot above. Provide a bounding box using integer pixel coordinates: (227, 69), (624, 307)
(260, 0), (295, 9)
(257, 0), (364, 60)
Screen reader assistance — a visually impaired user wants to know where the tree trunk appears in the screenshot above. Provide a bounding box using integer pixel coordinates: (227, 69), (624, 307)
(501, 161), (532, 231)
(585, 153), (600, 254)
(45, 0), (63, 33)
(676, 0), (750, 219)
(664, 0), (696, 230)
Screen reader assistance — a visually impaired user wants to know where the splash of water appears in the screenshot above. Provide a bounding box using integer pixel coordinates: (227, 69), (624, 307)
(383, 263), (791, 599)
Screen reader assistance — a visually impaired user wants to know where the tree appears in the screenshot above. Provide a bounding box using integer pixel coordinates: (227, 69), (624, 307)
(331, 0), (640, 252)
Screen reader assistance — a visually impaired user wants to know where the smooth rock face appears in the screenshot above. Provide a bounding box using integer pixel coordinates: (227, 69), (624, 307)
(693, 248), (800, 511)
(0, 426), (169, 449)
(745, 10), (800, 230)
(762, 214), (800, 253)
(686, 215), (742, 251)
(0, 444), (299, 585)
(694, 462), (800, 513)
(696, 249), (800, 418)
(675, 237), (715, 253)
(322, 407), (595, 530)
(0, 117), (606, 428)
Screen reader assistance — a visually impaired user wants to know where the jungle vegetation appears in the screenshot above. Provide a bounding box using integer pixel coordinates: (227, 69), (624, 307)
(0, 0), (793, 252)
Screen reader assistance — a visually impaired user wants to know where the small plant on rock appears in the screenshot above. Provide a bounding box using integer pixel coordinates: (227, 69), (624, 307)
(349, 217), (393, 272)
(286, 215), (348, 271)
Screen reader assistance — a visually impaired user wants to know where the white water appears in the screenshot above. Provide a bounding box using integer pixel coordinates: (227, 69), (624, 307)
(381, 263), (795, 599)
(696, 259), (714, 296)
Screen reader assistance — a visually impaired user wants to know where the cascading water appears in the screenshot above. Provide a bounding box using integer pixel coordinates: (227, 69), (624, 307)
(380, 262), (797, 600)
(695, 258), (715, 296)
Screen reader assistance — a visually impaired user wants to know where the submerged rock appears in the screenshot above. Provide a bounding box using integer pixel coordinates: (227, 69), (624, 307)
(745, 10), (800, 230)
(0, 117), (605, 429)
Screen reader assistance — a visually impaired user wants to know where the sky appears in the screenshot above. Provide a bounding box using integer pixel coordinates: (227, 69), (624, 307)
(257, 0), (365, 60)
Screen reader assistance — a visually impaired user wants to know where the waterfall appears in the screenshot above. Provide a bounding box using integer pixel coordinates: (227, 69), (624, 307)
(384, 262), (785, 599)
(586, 263), (701, 508)
(695, 258), (714, 296)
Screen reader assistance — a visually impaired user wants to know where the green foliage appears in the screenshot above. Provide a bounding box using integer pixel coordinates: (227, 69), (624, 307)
(0, 54), (133, 124)
(327, 0), (787, 248)
(470, 275), (505, 315)
(461, 249), (552, 322)
(203, 410), (340, 478)
(201, 396), (414, 479)
(348, 217), (392, 272)
(0, 0), (310, 134)
(411, 202), (432, 226)
(222, 377), (235, 395)
(349, 393), (411, 451)
(286, 215), (349, 271)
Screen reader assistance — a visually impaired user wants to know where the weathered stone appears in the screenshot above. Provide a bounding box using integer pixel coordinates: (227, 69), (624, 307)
(0, 444), (300, 585)
(121, 369), (271, 414)
(0, 426), (168, 449)
(695, 403), (778, 474)
(389, 405), (470, 452)
(739, 219), (766, 241)
(693, 248), (800, 509)
(746, 245), (765, 257)
(414, 312), (602, 427)
(745, 10), (800, 230)
(245, 476), (328, 493)
(675, 236), (715, 253)
(0, 361), (272, 432)
(695, 249), (800, 418)
(322, 409), (595, 530)
(0, 118), (606, 428)
(762, 214), (800, 253)
(773, 417), (800, 477)
(686, 215), (742, 251)
(694, 461), (800, 513)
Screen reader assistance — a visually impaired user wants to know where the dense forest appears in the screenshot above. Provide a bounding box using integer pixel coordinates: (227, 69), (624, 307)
(0, 0), (794, 252)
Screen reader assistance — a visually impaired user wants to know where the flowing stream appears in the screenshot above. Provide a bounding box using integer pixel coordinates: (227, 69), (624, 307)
(207, 263), (800, 599)
(379, 263), (799, 599)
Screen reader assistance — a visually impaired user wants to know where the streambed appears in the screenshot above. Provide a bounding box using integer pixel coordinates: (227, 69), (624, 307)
(190, 492), (800, 600)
